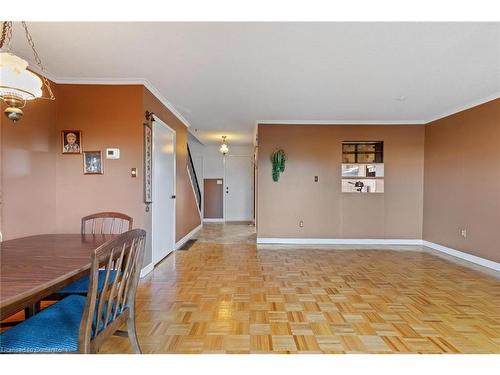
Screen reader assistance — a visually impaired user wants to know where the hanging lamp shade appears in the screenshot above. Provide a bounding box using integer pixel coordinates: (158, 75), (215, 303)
(0, 21), (55, 123)
(0, 52), (43, 101)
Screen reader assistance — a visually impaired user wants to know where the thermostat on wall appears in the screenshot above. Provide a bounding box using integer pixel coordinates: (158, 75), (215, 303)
(106, 148), (120, 159)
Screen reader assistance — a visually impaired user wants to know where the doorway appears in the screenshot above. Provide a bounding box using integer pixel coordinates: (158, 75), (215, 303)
(152, 116), (176, 265)
(225, 155), (253, 221)
(203, 178), (224, 220)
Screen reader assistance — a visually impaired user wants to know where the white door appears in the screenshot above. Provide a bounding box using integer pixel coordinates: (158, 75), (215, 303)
(225, 156), (253, 221)
(152, 117), (176, 265)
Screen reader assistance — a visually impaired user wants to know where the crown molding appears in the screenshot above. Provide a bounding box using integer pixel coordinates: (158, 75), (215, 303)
(25, 56), (498, 132)
(256, 91), (500, 128)
(424, 92), (500, 123)
(256, 119), (425, 125)
(26, 62), (192, 128)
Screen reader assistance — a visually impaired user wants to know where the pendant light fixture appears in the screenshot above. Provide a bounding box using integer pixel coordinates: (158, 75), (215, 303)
(219, 136), (229, 155)
(0, 21), (55, 123)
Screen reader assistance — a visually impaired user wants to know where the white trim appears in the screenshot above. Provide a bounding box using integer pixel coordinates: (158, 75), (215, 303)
(25, 61), (192, 129)
(26, 57), (498, 130)
(257, 238), (423, 245)
(256, 120), (425, 125)
(140, 262), (154, 278)
(422, 241), (500, 272)
(144, 80), (191, 128)
(175, 223), (202, 250)
(424, 92), (500, 123)
(255, 94), (499, 127)
(203, 218), (225, 223)
(256, 237), (500, 272)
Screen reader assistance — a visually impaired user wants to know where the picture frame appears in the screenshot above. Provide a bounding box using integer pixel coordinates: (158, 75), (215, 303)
(144, 122), (153, 203)
(61, 130), (82, 154)
(83, 150), (103, 175)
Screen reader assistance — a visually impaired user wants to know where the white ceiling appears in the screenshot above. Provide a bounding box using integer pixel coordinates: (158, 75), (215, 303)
(9, 22), (500, 144)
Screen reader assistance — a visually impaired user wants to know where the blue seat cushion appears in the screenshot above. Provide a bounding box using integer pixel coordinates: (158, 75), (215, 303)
(0, 295), (128, 353)
(0, 295), (86, 353)
(57, 270), (117, 295)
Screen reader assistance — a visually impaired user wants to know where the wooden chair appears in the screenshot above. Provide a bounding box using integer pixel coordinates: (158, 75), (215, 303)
(0, 229), (146, 353)
(48, 212), (133, 298)
(81, 212), (133, 235)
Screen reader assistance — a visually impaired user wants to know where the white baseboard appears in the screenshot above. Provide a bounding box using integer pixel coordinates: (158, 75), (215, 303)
(257, 238), (423, 245)
(140, 262), (154, 278)
(256, 237), (499, 272)
(203, 218), (225, 223)
(175, 223), (202, 250)
(422, 240), (500, 272)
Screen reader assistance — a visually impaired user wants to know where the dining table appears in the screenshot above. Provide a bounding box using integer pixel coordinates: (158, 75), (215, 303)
(0, 233), (116, 320)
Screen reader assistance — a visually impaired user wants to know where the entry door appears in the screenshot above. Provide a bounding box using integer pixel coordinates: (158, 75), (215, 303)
(204, 179), (223, 219)
(152, 118), (176, 265)
(225, 156), (253, 221)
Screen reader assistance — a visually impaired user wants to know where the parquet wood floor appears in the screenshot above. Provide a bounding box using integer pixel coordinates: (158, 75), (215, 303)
(98, 224), (500, 354)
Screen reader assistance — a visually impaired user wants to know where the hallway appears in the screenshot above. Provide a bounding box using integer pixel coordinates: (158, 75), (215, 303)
(193, 222), (256, 244)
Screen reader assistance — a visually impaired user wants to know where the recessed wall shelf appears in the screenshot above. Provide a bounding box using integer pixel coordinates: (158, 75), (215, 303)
(341, 142), (384, 193)
(342, 141), (383, 163)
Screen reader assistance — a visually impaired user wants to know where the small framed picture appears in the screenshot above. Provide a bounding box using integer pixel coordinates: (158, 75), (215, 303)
(61, 130), (82, 154)
(83, 151), (103, 175)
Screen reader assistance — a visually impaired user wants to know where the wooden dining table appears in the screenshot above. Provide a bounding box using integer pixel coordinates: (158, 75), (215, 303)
(0, 234), (116, 320)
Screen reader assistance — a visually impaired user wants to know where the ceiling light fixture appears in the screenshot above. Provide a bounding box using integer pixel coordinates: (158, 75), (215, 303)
(0, 21), (55, 123)
(219, 136), (229, 155)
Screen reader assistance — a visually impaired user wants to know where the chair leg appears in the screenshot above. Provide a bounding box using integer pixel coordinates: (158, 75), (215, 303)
(24, 302), (40, 318)
(127, 307), (142, 354)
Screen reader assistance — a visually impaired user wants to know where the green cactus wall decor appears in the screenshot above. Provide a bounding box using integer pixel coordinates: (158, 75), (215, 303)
(270, 148), (287, 182)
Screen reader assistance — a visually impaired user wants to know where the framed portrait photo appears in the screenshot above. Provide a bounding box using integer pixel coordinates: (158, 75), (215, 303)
(61, 130), (82, 154)
(83, 151), (103, 175)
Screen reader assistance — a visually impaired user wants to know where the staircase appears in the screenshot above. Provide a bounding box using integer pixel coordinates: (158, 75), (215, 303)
(187, 144), (202, 212)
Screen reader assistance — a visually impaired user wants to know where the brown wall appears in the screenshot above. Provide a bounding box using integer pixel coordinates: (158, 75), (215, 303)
(257, 124), (425, 239)
(54, 85), (145, 237)
(2, 81), (496, 265)
(143, 88), (201, 243)
(1, 83), (200, 268)
(0, 88), (58, 240)
(423, 99), (500, 262)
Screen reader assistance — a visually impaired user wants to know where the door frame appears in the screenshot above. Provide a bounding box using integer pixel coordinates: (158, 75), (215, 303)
(223, 154), (254, 221)
(151, 114), (176, 265)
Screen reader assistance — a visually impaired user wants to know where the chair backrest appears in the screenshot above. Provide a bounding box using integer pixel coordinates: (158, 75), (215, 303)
(81, 212), (133, 235)
(78, 229), (146, 353)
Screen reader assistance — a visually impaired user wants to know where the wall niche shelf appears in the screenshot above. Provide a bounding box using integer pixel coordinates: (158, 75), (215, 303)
(341, 142), (384, 193)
